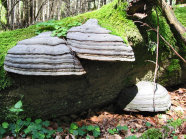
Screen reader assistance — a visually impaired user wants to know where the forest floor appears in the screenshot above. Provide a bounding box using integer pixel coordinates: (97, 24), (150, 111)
(47, 85), (186, 139)
(1, 86), (185, 139)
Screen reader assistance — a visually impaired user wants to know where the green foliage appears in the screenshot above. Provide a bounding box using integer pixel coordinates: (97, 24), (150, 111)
(2, 122), (9, 129)
(140, 128), (162, 139)
(36, 20), (81, 37)
(108, 125), (128, 135)
(145, 122), (152, 127)
(69, 123), (101, 138)
(167, 118), (183, 129)
(22, 119), (56, 139)
(0, 100), (64, 138)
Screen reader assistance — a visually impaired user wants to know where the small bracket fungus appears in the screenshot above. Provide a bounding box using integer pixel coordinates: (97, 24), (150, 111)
(67, 19), (135, 61)
(118, 81), (171, 112)
(4, 32), (86, 76)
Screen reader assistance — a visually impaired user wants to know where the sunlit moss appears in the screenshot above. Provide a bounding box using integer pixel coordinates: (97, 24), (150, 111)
(174, 6), (186, 27)
(0, 26), (37, 90)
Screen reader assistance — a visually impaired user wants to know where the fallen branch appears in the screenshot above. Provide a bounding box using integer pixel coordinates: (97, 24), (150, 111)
(135, 21), (186, 63)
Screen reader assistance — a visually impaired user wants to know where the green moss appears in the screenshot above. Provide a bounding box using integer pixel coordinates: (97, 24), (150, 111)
(145, 10), (177, 53)
(174, 6), (186, 27)
(0, 26), (36, 90)
(167, 59), (181, 72)
(140, 128), (162, 139)
(41, 0), (142, 44)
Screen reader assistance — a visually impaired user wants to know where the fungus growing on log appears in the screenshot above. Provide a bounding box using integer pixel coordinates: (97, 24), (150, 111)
(4, 32), (86, 76)
(118, 81), (171, 112)
(67, 19), (135, 61)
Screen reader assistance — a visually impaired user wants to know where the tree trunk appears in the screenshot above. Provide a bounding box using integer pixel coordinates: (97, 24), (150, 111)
(158, 0), (186, 45)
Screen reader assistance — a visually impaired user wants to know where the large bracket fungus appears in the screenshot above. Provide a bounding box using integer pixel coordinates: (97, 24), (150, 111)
(118, 81), (171, 112)
(4, 32), (86, 76)
(67, 19), (135, 61)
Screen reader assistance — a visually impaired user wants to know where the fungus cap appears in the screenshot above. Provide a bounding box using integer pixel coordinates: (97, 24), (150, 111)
(67, 19), (135, 61)
(4, 32), (86, 76)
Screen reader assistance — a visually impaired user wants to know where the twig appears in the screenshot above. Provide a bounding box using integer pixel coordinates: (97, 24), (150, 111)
(154, 7), (160, 83)
(134, 21), (186, 63)
(153, 7), (160, 112)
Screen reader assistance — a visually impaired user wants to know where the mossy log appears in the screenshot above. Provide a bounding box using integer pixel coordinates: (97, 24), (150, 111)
(0, 0), (185, 120)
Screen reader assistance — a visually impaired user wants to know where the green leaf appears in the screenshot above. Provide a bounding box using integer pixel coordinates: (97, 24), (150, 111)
(87, 125), (94, 131)
(2, 122), (9, 129)
(35, 119), (42, 124)
(146, 122), (151, 127)
(70, 123), (78, 130)
(57, 33), (63, 37)
(14, 100), (22, 109)
(26, 118), (31, 122)
(72, 130), (78, 136)
(93, 130), (100, 137)
(94, 126), (100, 132)
(78, 129), (86, 136)
(113, 128), (117, 132)
(108, 129), (115, 135)
(131, 128), (135, 133)
(57, 127), (63, 133)
(42, 121), (50, 127)
(0, 126), (6, 135)
(24, 128), (31, 134)
(117, 125), (128, 131)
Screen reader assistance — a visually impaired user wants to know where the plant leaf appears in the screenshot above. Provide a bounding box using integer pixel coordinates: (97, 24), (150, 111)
(70, 123), (78, 130)
(35, 119), (42, 124)
(2, 122), (9, 129)
(14, 100), (22, 109)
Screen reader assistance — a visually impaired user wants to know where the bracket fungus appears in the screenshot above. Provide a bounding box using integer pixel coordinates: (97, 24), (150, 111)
(67, 19), (135, 61)
(118, 81), (171, 112)
(4, 32), (86, 76)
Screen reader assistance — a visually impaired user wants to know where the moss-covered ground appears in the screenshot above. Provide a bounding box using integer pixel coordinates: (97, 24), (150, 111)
(0, 0), (182, 90)
(174, 6), (186, 27)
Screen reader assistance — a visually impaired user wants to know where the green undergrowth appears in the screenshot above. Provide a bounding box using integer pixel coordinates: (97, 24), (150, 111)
(0, 100), (184, 139)
(0, 0), (181, 90)
(174, 6), (186, 27)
